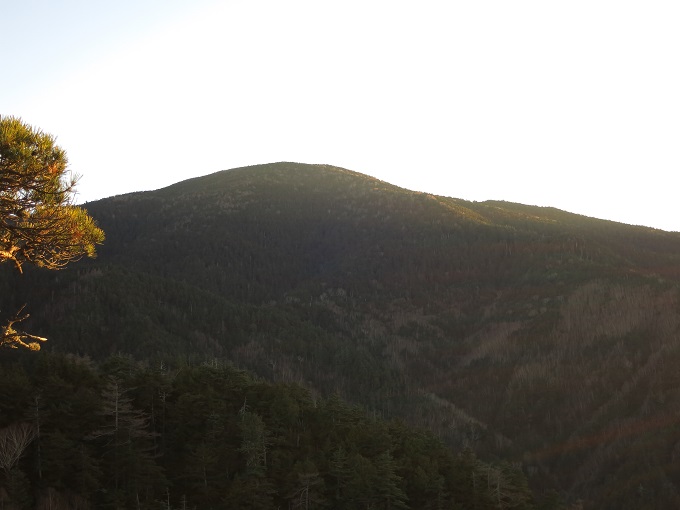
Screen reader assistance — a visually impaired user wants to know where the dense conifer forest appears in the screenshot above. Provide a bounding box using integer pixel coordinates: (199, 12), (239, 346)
(3, 163), (680, 508)
(0, 351), (548, 509)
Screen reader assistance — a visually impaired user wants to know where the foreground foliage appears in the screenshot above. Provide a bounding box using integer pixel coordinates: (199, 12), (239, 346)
(0, 352), (560, 510)
(0, 116), (104, 349)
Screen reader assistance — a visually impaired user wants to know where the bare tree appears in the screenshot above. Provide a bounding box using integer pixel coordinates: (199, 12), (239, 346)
(0, 422), (37, 476)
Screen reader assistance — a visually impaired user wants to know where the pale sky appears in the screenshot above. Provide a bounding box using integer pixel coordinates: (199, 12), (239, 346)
(3, 1), (679, 231)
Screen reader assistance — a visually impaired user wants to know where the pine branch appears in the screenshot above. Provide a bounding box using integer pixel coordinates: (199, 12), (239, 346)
(0, 304), (47, 350)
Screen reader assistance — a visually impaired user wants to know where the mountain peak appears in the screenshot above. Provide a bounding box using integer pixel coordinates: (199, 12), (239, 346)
(8, 161), (680, 507)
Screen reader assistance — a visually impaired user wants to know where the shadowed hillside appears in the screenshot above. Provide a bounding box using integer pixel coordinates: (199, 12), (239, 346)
(3, 162), (680, 508)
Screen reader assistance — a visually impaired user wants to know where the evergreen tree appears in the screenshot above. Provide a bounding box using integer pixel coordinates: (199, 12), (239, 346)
(238, 408), (269, 475)
(88, 376), (165, 508)
(0, 116), (104, 349)
(328, 445), (351, 504)
(374, 451), (409, 510)
(286, 459), (326, 510)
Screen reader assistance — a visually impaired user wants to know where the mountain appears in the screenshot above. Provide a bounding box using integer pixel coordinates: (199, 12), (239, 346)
(4, 162), (680, 508)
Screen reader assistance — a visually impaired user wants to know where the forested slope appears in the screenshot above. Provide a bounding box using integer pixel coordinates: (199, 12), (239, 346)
(3, 162), (680, 508)
(0, 352), (542, 509)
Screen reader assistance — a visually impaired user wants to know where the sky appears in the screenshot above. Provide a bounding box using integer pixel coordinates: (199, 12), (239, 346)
(3, 0), (679, 231)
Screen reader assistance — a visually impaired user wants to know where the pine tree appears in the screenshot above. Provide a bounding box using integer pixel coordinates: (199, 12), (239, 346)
(88, 376), (165, 508)
(374, 451), (409, 510)
(286, 459), (326, 510)
(328, 445), (351, 503)
(0, 116), (104, 349)
(237, 408), (269, 475)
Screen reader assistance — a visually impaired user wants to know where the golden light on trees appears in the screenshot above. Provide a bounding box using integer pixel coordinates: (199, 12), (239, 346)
(0, 115), (105, 348)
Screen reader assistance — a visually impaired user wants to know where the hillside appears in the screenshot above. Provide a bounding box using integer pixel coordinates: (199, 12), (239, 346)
(2, 350), (534, 509)
(4, 162), (680, 508)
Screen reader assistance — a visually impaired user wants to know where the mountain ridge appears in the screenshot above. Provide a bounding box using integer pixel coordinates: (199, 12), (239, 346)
(4, 161), (680, 508)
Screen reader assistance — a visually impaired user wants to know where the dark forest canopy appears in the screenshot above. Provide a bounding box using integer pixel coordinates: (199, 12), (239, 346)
(0, 352), (552, 509)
